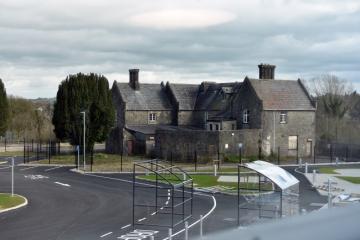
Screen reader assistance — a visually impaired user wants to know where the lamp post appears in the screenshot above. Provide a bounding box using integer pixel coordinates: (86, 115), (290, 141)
(238, 143), (243, 165)
(80, 111), (86, 171)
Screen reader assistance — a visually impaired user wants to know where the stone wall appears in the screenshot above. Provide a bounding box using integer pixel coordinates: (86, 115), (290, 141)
(155, 127), (261, 162)
(125, 110), (172, 125)
(261, 110), (316, 157)
(232, 80), (263, 129)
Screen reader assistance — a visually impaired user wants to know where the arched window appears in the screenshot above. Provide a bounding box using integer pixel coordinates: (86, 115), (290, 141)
(243, 109), (250, 123)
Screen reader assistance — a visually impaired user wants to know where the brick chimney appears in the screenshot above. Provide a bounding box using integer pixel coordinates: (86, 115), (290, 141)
(129, 69), (139, 90)
(258, 64), (276, 79)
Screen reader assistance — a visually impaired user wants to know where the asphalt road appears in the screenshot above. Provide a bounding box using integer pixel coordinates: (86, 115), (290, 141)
(0, 161), (241, 240)
(0, 158), (328, 240)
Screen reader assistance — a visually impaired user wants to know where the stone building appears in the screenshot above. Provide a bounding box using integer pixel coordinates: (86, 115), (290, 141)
(106, 64), (316, 161)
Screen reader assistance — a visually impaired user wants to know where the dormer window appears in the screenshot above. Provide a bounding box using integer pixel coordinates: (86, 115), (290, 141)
(243, 109), (250, 124)
(280, 112), (287, 124)
(148, 113), (157, 123)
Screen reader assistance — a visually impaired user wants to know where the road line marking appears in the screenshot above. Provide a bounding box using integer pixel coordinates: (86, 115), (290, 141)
(100, 232), (113, 238)
(160, 207), (164, 210)
(45, 166), (62, 172)
(0, 161), (7, 164)
(20, 166), (38, 171)
(54, 181), (71, 187)
(138, 217), (146, 222)
(121, 224), (131, 229)
(162, 195), (217, 240)
(151, 212), (156, 216)
(165, 201), (169, 205)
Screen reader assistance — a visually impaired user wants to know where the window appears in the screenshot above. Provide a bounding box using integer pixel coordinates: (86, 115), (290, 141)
(288, 136), (298, 150)
(209, 124), (213, 131)
(215, 124), (219, 131)
(243, 109), (250, 123)
(280, 112), (287, 124)
(148, 113), (156, 122)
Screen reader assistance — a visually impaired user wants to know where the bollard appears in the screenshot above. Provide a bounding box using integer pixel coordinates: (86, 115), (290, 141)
(299, 158), (302, 168)
(168, 228), (172, 240)
(183, 173), (186, 181)
(328, 178), (332, 209)
(312, 169), (316, 185)
(200, 215), (203, 238)
(305, 162), (308, 174)
(185, 221), (189, 240)
(214, 164), (217, 177)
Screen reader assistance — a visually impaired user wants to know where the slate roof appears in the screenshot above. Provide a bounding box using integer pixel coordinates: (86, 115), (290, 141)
(126, 125), (160, 135)
(167, 83), (199, 110)
(115, 82), (172, 111)
(248, 78), (315, 110)
(195, 82), (238, 111)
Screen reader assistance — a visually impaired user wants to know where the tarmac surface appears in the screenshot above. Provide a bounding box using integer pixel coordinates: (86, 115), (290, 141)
(0, 156), (328, 240)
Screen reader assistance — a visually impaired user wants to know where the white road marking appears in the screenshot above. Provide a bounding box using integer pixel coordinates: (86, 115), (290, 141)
(100, 232), (113, 238)
(54, 181), (70, 187)
(165, 201), (169, 205)
(150, 212), (156, 216)
(160, 207), (164, 210)
(45, 166), (62, 172)
(20, 166), (38, 171)
(0, 161), (7, 164)
(162, 195), (217, 240)
(138, 217), (146, 222)
(121, 224), (131, 229)
(24, 174), (49, 180)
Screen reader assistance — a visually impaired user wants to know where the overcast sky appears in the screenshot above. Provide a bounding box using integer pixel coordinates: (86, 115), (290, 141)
(0, 0), (359, 98)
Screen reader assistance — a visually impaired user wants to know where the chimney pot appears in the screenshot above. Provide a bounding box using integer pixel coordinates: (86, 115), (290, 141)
(258, 64), (276, 79)
(129, 69), (140, 90)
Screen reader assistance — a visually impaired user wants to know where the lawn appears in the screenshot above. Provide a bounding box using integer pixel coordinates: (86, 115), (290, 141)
(0, 151), (24, 157)
(0, 193), (26, 210)
(137, 173), (273, 190)
(36, 153), (147, 171)
(318, 167), (339, 174)
(336, 176), (360, 184)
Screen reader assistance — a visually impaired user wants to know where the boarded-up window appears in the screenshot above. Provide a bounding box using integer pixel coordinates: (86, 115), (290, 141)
(243, 109), (250, 123)
(288, 136), (298, 150)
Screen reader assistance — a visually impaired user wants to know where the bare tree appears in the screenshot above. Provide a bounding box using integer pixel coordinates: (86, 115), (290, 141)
(306, 74), (354, 142)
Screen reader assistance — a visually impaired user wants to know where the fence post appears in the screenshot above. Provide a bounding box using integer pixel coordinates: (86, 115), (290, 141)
(277, 146), (280, 165)
(185, 221), (189, 240)
(120, 150), (123, 172)
(23, 139), (26, 164)
(194, 150), (197, 172)
(168, 228), (172, 240)
(200, 214), (203, 238)
(313, 144), (316, 164)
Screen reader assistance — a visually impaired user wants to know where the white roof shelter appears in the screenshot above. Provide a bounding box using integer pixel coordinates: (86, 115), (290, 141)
(244, 160), (299, 190)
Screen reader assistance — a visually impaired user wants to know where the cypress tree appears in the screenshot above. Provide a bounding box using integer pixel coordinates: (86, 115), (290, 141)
(0, 78), (9, 136)
(52, 73), (115, 151)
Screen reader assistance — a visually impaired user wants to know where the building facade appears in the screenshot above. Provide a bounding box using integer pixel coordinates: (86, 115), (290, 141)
(106, 64), (316, 161)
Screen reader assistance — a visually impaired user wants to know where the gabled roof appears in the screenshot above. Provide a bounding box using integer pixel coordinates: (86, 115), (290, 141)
(195, 82), (238, 111)
(247, 78), (316, 111)
(167, 83), (199, 110)
(115, 82), (172, 111)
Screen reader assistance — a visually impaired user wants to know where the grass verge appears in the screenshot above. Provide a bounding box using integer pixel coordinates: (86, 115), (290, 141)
(137, 174), (272, 190)
(318, 167), (339, 174)
(0, 193), (26, 210)
(336, 176), (360, 184)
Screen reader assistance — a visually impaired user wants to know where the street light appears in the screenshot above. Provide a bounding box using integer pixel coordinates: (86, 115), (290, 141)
(238, 143), (243, 165)
(80, 111), (86, 171)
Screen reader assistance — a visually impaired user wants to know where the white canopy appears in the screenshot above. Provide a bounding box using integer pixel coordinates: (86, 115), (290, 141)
(244, 160), (299, 190)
